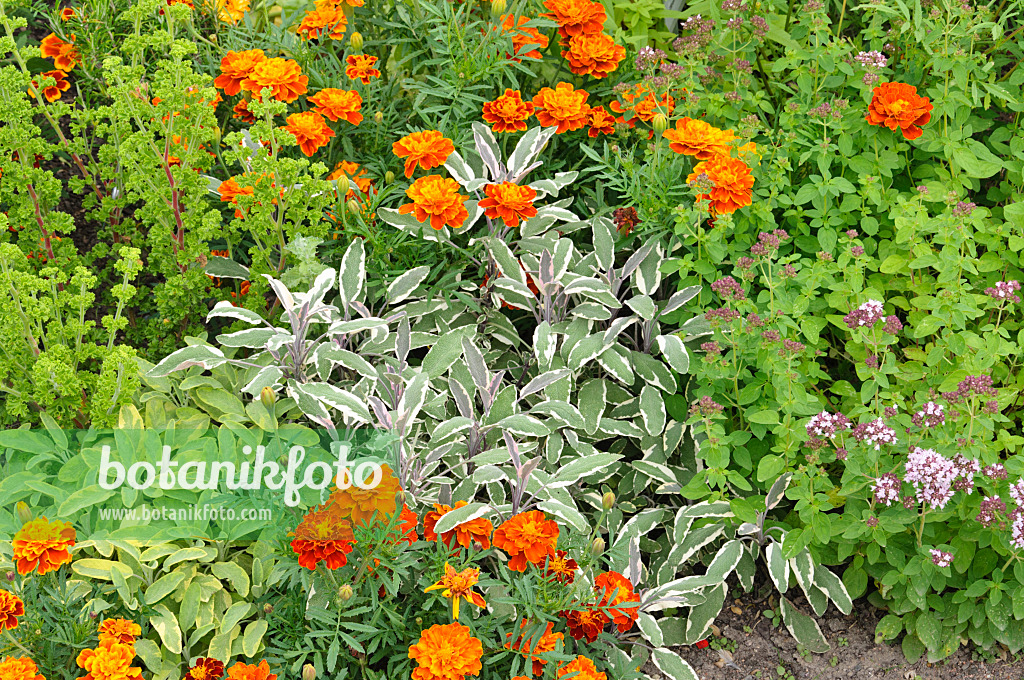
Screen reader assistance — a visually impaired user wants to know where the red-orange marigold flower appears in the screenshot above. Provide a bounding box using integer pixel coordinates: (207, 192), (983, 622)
(98, 619), (141, 645)
(28, 70), (70, 103)
(40, 33), (80, 71)
(544, 549), (578, 583)
(399, 176), (469, 230)
(559, 608), (609, 643)
(232, 99), (255, 123)
(243, 57), (308, 103)
(0, 656), (45, 680)
(663, 117), (736, 159)
(224, 661), (275, 680)
(505, 620), (564, 677)
(76, 639), (141, 680)
(184, 658), (224, 680)
(687, 155), (754, 215)
(482, 89), (534, 133)
(394, 503), (419, 545)
(479, 182), (538, 228)
(296, 5), (347, 40)
(499, 14), (549, 62)
(587, 106), (615, 137)
(424, 563), (486, 620)
(424, 501), (493, 549)
(556, 656), (606, 680)
(532, 83), (590, 134)
(492, 510), (558, 571)
(215, 50), (266, 97)
(13, 517), (75, 575)
(408, 623), (483, 680)
(0, 590), (24, 631)
(327, 463), (402, 526)
(542, 0), (606, 38)
(393, 130), (454, 177)
(282, 111), (335, 156)
(289, 503), (355, 570)
(561, 32), (624, 78)
(865, 82), (933, 140)
(60, 7), (75, 20)
(309, 88), (363, 125)
(594, 571), (639, 633)
(345, 54), (381, 84)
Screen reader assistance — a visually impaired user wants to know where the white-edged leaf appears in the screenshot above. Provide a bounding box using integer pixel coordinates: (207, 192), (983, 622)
(656, 334), (690, 374)
(651, 648), (699, 680)
(537, 499), (588, 533)
(387, 266), (430, 304)
(148, 345), (227, 377)
(520, 369), (570, 398)
(207, 301), (265, 325)
(432, 502), (492, 535)
(661, 285), (701, 317)
(339, 239), (366, 308)
(296, 383), (371, 423)
(242, 366), (284, 397)
(780, 596), (830, 653)
(205, 257), (250, 280)
(814, 565), (853, 615)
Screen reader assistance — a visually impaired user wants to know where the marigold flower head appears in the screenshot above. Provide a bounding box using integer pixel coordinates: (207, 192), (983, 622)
(0, 591), (24, 631)
(215, 50), (266, 97)
(76, 639), (141, 680)
(609, 84), (675, 125)
(399, 176), (469, 230)
(394, 503), (419, 545)
(232, 99), (255, 123)
(28, 70), (70, 103)
(492, 510), (559, 571)
(217, 0), (249, 23)
(479, 182), (538, 228)
(686, 155), (753, 215)
(561, 32), (625, 78)
(97, 619), (141, 646)
(13, 517), (75, 575)
(505, 620), (564, 676)
(282, 111), (335, 156)
(866, 82), (933, 140)
(532, 83), (590, 134)
(424, 501), (493, 549)
(482, 89), (534, 133)
(60, 7), (76, 20)
(663, 118), (736, 159)
(594, 571), (638, 633)
(328, 161), (374, 199)
(242, 57), (308, 103)
(345, 55), (381, 84)
(309, 88), (363, 125)
(184, 659), (224, 680)
(393, 130), (454, 178)
(500, 14), (549, 61)
(296, 5), (347, 40)
(587, 106), (615, 137)
(544, 549), (578, 583)
(559, 608), (608, 643)
(327, 463), (401, 526)
(224, 661), (275, 680)
(40, 33), (80, 71)
(0, 656), (45, 680)
(556, 656), (606, 680)
(289, 503), (355, 570)
(424, 563), (486, 620)
(408, 623), (483, 680)
(542, 0), (606, 38)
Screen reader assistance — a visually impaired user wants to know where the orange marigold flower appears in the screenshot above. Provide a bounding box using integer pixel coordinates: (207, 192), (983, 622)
(544, 549), (578, 583)
(479, 182), (537, 228)
(687, 155), (754, 216)
(296, 5), (347, 41)
(218, 176), (255, 218)
(327, 462), (401, 526)
(217, 0), (249, 23)
(505, 620), (564, 677)
(309, 88), (363, 125)
(424, 501), (493, 549)
(408, 623), (483, 680)
(424, 563), (486, 620)
(392, 130), (454, 177)
(40, 33), (80, 71)
(499, 14), (549, 62)
(243, 57), (308, 103)
(289, 503), (355, 570)
(662, 117), (736, 159)
(865, 82), (933, 140)
(60, 7), (75, 20)
(561, 32), (624, 78)
(282, 111), (335, 156)
(97, 619), (141, 646)
(328, 161), (374, 199)
(76, 639), (141, 680)
(13, 517), (75, 575)
(215, 50), (266, 97)
(345, 55), (381, 84)
(594, 571), (638, 633)
(587, 106), (615, 137)
(542, 0), (605, 38)
(556, 656), (606, 680)
(0, 656), (45, 680)
(609, 84), (675, 125)
(28, 70), (70, 103)
(184, 659), (224, 680)
(0, 591), (25, 631)
(224, 661), (275, 680)
(232, 99), (255, 123)
(399, 176), (469, 230)
(558, 608), (609, 643)
(532, 83), (590, 134)
(482, 89), (534, 133)
(394, 503), (419, 545)
(492, 510), (558, 572)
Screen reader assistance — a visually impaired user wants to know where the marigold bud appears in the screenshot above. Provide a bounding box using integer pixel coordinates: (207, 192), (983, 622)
(5, 572), (14, 582)
(209, 34), (217, 43)
(490, 0), (507, 15)
(602, 491), (615, 510)
(652, 113), (669, 135)
(384, 170), (395, 185)
(15, 501), (32, 525)
(349, 31), (363, 51)
(260, 386), (276, 408)
(591, 536), (606, 556)
(263, 603), (274, 614)
(338, 584), (353, 601)
(302, 664), (316, 680)
(347, 199), (360, 215)
(336, 174), (350, 198)
(374, 111), (383, 124)
(88, 610), (98, 619)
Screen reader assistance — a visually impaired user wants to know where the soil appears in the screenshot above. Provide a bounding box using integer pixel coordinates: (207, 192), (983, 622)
(649, 601), (1024, 680)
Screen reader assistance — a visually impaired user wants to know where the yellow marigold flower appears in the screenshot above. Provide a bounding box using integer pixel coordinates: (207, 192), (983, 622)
(308, 89), (363, 125)
(76, 639), (141, 680)
(662, 117), (736, 160)
(97, 619), (141, 646)
(13, 517), (75, 575)
(217, 0), (249, 23)
(0, 656), (45, 680)
(424, 563), (486, 620)
(408, 623), (483, 680)
(398, 176), (469, 230)
(392, 130), (454, 178)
